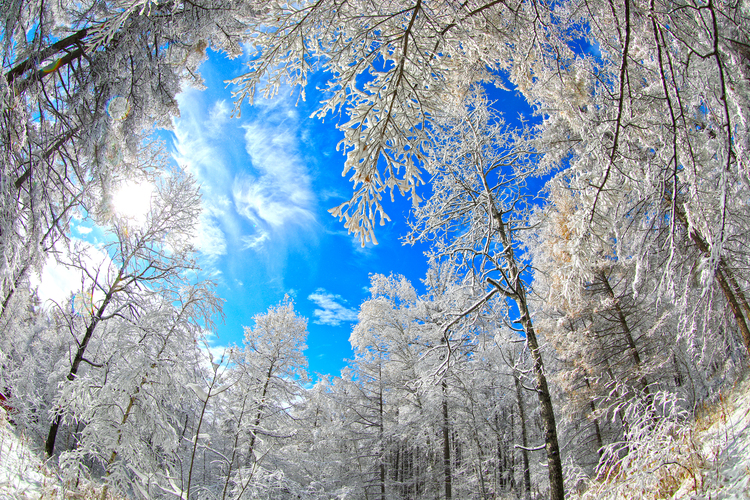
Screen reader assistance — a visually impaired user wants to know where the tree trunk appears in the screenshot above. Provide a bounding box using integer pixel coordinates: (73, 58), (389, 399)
(378, 368), (386, 500)
(672, 354), (683, 388)
(584, 376), (604, 460)
(473, 431), (488, 500)
(522, 318), (564, 500)
(514, 375), (531, 500)
(509, 409), (516, 491)
(487, 272), (564, 499)
(248, 364), (274, 464)
(5, 29), (89, 88)
(46, 284), (117, 457)
(673, 202), (750, 356)
(0, 263), (29, 320)
(496, 413), (505, 490)
(487, 187), (565, 500)
(597, 270), (650, 393)
(442, 380), (452, 500)
(222, 393), (249, 500)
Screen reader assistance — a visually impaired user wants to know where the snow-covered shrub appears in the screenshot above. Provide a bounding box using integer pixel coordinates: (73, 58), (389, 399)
(575, 390), (703, 499)
(563, 455), (590, 495)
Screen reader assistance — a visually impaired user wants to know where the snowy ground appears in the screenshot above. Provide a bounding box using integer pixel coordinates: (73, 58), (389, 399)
(0, 408), (59, 499)
(674, 379), (750, 500)
(567, 376), (750, 500)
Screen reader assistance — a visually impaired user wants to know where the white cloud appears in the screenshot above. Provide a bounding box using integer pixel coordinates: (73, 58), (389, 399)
(173, 87), (317, 259)
(172, 90), (234, 261)
(232, 121), (315, 234)
(208, 100), (230, 132)
(172, 95), (231, 185)
(33, 258), (82, 307)
(241, 231), (270, 249)
(194, 215), (227, 259)
(233, 174), (314, 229)
(307, 288), (359, 326)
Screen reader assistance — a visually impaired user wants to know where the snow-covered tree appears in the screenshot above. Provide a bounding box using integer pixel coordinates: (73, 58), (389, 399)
(59, 283), (221, 500)
(44, 169), (205, 457)
(526, 170), (748, 478)
(0, 0), (256, 326)
(407, 90), (564, 498)
(218, 296), (308, 498)
(1, 0), (750, 496)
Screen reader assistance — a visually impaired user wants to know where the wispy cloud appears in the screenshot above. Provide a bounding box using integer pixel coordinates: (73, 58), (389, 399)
(208, 100), (230, 132)
(173, 87), (317, 264)
(195, 215), (227, 258)
(233, 121), (315, 234)
(307, 288), (359, 326)
(241, 230), (270, 249)
(172, 90), (234, 262)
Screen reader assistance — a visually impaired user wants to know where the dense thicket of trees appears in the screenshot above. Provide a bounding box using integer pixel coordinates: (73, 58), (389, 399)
(2, 0), (749, 498)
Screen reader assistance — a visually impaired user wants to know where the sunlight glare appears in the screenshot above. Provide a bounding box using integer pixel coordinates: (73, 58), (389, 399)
(111, 181), (154, 226)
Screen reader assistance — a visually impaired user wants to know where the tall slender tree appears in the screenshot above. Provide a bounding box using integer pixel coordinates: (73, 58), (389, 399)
(223, 295), (308, 498)
(45, 169), (204, 457)
(408, 91), (565, 499)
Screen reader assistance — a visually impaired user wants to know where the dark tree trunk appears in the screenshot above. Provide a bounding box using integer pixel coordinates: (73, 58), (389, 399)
(248, 364), (274, 464)
(584, 376), (604, 460)
(378, 373), (385, 500)
(487, 192), (565, 500)
(442, 380), (452, 500)
(46, 285), (116, 457)
(673, 202), (750, 357)
(597, 271), (650, 393)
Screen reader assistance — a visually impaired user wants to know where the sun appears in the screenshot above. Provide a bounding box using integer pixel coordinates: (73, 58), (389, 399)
(111, 180), (155, 226)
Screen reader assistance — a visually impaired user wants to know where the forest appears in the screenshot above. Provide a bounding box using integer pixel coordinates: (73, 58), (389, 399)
(1, 0), (749, 498)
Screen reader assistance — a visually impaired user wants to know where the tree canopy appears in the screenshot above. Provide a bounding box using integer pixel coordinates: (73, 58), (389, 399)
(1, 0), (749, 498)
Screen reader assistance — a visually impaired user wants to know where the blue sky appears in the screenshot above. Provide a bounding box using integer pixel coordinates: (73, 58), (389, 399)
(165, 49), (436, 377)
(165, 49), (540, 378)
(34, 48), (535, 379)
